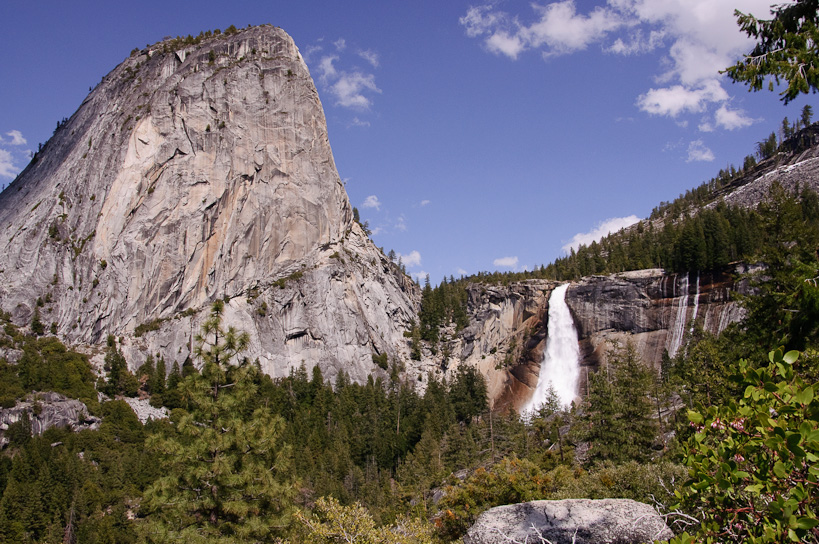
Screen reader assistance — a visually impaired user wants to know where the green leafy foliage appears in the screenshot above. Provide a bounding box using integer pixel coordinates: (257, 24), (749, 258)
(417, 275), (469, 348)
(295, 496), (436, 544)
(724, 0), (819, 103)
(675, 349), (819, 543)
(435, 456), (686, 541)
(435, 456), (554, 540)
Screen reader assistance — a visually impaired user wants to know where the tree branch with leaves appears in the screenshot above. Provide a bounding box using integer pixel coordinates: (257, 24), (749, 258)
(724, 0), (819, 103)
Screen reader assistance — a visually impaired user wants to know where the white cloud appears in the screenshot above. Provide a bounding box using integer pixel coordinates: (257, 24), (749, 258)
(493, 256), (519, 268)
(525, 1), (624, 56)
(317, 55), (338, 82)
(330, 71), (381, 109)
(0, 149), (17, 178)
(358, 49), (379, 68)
(606, 29), (665, 55)
(636, 80), (728, 117)
(460, 5), (509, 38)
(350, 117), (371, 127)
(462, 1), (624, 59)
(395, 215), (407, 232)
(399, 250), (422, 267)
(420, 199), (430, 207)
(311, 42), (381, 112)
(301, 44), (324, 63)
(457, 267), (468, 276)
(362, 195), (381, 210)
(5, 130), (26, 146)
(714, 104), (755, 130)
(687, 139), (715, 162)
(562, 215), (640, 253)
(486, 32), (526, 59)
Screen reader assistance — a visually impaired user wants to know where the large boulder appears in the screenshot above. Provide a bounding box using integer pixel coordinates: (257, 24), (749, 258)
(464, 499), (673, 544)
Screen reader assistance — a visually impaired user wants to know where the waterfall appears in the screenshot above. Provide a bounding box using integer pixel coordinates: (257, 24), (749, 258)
(523, 284), (580, 413)
(667, 274), (689, 358)
(689, 274), (700, 333)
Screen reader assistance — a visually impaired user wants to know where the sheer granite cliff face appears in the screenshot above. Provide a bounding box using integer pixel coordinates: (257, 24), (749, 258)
(0, 26), (419, 383)
(565, 268), (745, 383)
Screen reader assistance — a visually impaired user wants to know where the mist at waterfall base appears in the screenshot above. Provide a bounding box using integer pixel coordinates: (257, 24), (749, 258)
(523, 284), (581, 415)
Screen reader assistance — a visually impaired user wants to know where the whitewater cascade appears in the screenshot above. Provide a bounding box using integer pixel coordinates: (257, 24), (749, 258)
(689, 274), (700, 333)
(523, 284), (580, 413)
(667, 274), (690, 358)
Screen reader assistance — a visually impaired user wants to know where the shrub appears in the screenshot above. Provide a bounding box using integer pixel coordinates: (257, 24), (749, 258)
(673, 349), (819, 543)
(135, 318), (163, 337)
(372, 352), (388, 370)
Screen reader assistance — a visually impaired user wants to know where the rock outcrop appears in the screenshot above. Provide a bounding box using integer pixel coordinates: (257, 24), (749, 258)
(464, 498), (673, 544)
(0, 392), (101, 446)
(0, 26), (419, 383)
(123, 397), (168, 424)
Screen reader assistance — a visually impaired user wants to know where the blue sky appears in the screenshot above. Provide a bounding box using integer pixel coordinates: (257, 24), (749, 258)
(1, 1), (814, 284)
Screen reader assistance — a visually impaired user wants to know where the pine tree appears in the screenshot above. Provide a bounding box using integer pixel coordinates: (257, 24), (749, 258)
(140, 301), (296, 543)
(101, 335), (138, 397)
(583, 343), (657, 465)
(802, 104), (814, 126)
(726, 0), (819, 103)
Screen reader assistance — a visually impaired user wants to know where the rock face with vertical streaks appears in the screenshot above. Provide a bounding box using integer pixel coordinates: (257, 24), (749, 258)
(0, 26), (419, 383)
(565, 268), (746, 378)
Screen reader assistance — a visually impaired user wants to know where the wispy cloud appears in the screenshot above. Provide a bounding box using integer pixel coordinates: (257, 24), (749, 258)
(687, 140), (715, 162)
(330, 72), (381, 109)
(493, 256), (519, 268)
(562, 215), (640, 253)
(714, 104), (755, 130)
(310, 39), (381, 113)
(358, 49), (379, 67)
(350, 117), (371, 128)
(461, 1), (623, 59)
(636, 81), (728, 117)
(420, 199), (430, 207)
